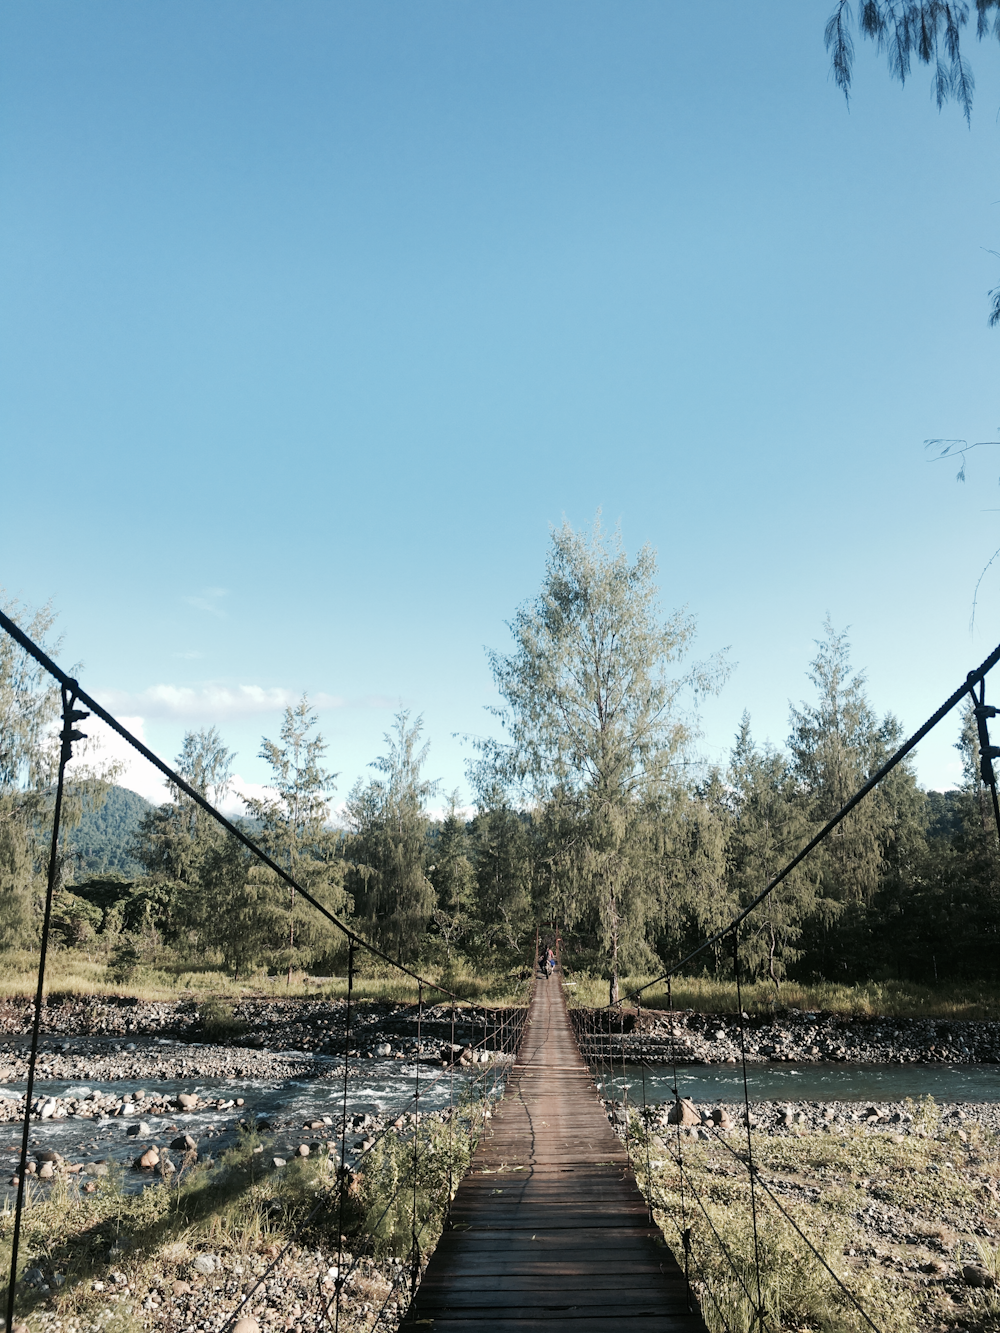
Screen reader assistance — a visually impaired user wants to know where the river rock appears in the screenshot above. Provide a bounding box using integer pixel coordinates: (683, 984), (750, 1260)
(375, 1043), (392, 1057)
(667, 1098), (701, 1126)
(37, 1162), (54, 1179)
(137, 1148), (159, 1169)
(232, 1320), (260, 1333)
(171, 1134), (198, 1151)
(297, 1143), (310, 1157)
(172, 1281), (191, 1296)
(271, 1157), (287, 1169)
(126, 1121), (151, 1138)
(177, 1093), (198, 1109)
(34, 1150), (61, 1163)
(191, 1254), (219, 1275)
(963, 1264), (995, 1289)
(711, 1107), (733, 1129)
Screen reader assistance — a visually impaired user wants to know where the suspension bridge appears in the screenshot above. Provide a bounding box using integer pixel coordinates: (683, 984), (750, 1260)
(4, 606), (1000, 1333)
(401, 970), (701, 1332)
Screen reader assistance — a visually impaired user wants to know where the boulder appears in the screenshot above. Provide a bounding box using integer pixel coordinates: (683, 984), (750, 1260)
(711, 1108), (734, 1129)
(171, 1134), (198, 1151)
(666, 1099), (700, 1127)
(963, 1264), (996, 1289)
(271, 1157), (287, 1169)
(126, 1122), (151, 1139)
(297, 1144), (311, 1157)
(375, 1043), (392, 1058)
(176, 1093), (198, 1110)
(137, 1148), (160, 1170)
(37, 1162), (55, 1180)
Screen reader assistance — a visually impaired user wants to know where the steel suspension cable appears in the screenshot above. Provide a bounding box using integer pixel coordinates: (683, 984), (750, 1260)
(5, 686), (86, 1333)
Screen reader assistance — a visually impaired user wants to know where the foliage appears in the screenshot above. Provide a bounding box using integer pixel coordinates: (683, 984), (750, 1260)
(346, 710), (437, 963)
(476, 516), (728, 1000)
(243, 696), (345, 978)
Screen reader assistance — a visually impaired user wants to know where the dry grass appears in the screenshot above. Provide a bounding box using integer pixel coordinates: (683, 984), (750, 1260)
(624, 1107), (1000, 1332)
(562, 970), (1000, 1019)
(0, 950), (532, 1008)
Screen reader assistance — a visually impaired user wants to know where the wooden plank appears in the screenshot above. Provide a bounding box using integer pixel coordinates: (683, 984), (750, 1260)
(399, 977), (707, 1332)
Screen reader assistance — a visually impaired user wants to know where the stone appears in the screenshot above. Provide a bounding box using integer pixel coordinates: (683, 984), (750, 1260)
(666, 1099), (700, 1127)
(232, 1320), (260, 1333)
(22, 1268), (45, 1286)
(172, 1280), (192, 1296)
(37, 1162), (55, 1179)
(83, 1182), (97, 1193)
(39, 1100), (58, 1120)
(171, 1134), (198, 1151)
(138, 1148), (160, 1170)
(126, 1122), (151, 1138)
(177, 1093), (198, 1109)
(297, 1144), (310, 1157)
(85, 1161), (109, 1176)
(962, 1264), (995, 1289)
(157, 1157), (175, 1176)
(34, 1150), (61, 1163)
(711, 1107), (734, 1129)
(375, 1043), (392, 1058)
(271, 1157), (287, 1169)
(191, 1254), (218, 1275)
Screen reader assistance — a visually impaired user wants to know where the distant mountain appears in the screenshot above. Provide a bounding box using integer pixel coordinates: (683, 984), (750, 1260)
(67, 784), (157, 877)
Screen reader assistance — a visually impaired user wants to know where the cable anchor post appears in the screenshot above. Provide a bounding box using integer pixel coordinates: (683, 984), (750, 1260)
(970, 677), (1000, 845)
(6, 688), (87, 1333)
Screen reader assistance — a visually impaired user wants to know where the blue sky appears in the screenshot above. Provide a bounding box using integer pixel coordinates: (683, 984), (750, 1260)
(3, 1), (1000, 810)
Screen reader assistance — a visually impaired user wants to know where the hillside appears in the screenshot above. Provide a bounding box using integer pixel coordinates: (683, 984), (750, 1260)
(66, 784), (156, 877)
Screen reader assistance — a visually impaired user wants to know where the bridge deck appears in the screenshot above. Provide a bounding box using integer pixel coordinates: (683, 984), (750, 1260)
(401, 975), (707, 1332)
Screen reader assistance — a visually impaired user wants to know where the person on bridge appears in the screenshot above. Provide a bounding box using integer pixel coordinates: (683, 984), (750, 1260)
(545, 947), (556, 976)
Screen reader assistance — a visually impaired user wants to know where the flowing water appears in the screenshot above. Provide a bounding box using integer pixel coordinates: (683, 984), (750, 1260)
(598, 1061), (1000, 1105)
(0, 1056), (504, 1196)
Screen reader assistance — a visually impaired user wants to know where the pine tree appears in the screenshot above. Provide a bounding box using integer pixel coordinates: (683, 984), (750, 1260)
(345, 711), (437, 962)
(243, 697), (344, 980)
(429, 791), (475, 960)
(479, 517), (728, 1000)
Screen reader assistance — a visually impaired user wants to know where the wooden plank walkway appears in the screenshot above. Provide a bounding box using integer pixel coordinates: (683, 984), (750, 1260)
(401, 974), (707, 1332)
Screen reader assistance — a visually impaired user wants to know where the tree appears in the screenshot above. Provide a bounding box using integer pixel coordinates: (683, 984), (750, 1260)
(720, 715), (817, 987)
(825, 1), (1000, 324)
(133, 726), (236, 946)
(243, 696), (344, 980)
(479, 517), (728, 1001)
(345, 711), (437, 962)
(0, 594), (114, 949)
(429, 791), (475, 961)
(787, 620), (925, 976)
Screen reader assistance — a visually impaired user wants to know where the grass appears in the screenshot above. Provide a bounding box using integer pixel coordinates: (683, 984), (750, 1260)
(0, 1096), (492, 1333)
(562, 970), (1000, 1019)
(623, 1104), (1000, 1333)
(0, 950), (532, 1008)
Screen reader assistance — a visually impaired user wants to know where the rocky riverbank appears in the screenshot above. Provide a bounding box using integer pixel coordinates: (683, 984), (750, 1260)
(574, 1006), (1000, 1064)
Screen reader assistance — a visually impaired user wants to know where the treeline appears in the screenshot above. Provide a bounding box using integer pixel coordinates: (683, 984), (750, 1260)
(2, 524), (999, 993)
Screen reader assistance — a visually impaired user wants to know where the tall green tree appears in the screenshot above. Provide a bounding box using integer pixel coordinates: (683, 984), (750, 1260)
(720, 715), (817, 986)
(346, 710), (437, 962)
(479, 517), (728, 1001)
(244, 696), (344, 979)
(429, 792), (475, 960)
(133, 726), (235, 945)
(788, 621), (925, 976)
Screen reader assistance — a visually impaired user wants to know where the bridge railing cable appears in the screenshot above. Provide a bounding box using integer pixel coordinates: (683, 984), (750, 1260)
(567, 636), (1000, 1333)
(0, 610), (532, 1333)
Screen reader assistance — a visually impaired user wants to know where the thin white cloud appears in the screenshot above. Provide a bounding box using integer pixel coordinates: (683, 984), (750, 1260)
(183, 587), (229, 616)
(93, 684), (348, 721)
